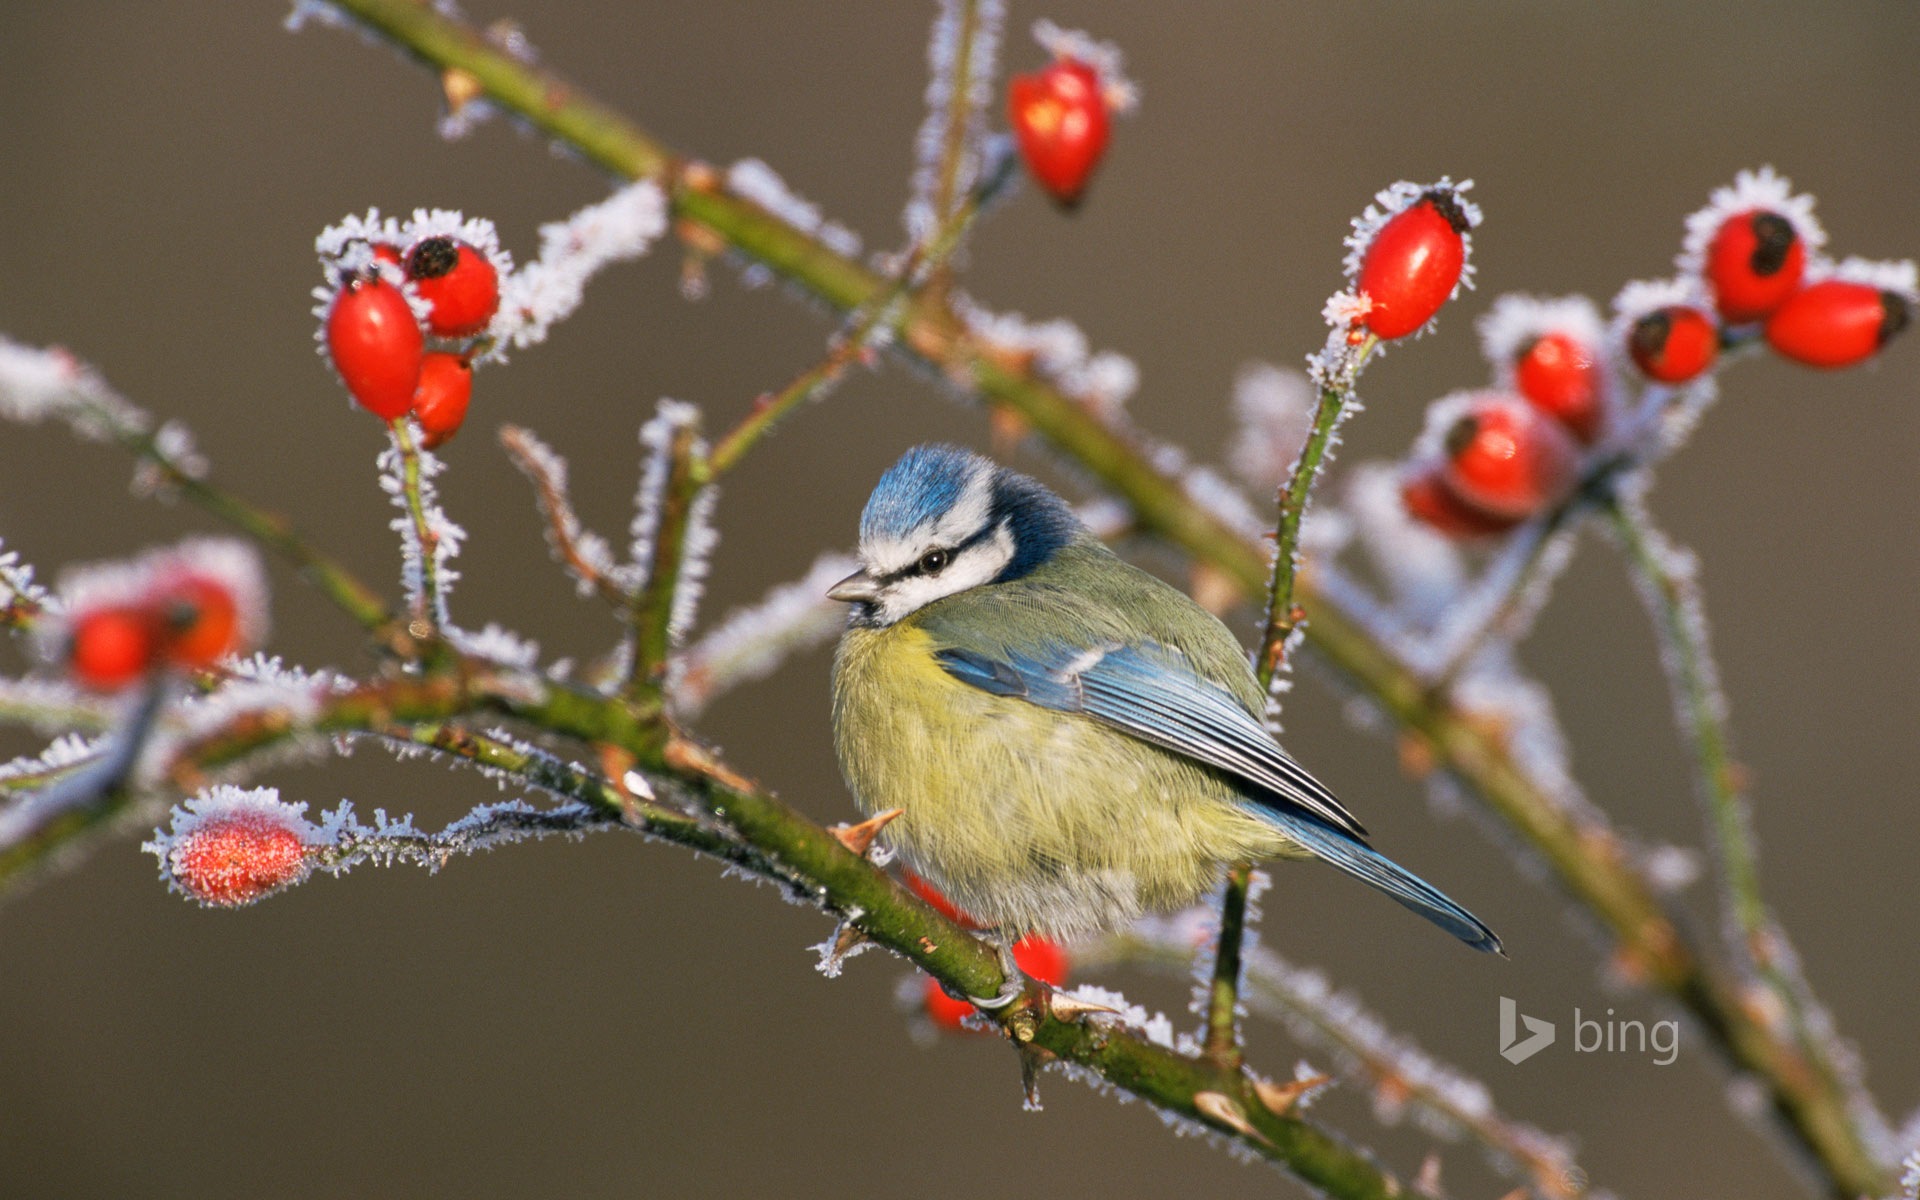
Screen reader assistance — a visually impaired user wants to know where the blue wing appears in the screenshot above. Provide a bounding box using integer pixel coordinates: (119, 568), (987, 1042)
(932, 640), (1367, 841)
(933, 639), (1503, 954)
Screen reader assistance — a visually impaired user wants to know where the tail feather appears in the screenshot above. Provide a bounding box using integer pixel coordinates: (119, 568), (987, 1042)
(1265, 811), (1504, 955)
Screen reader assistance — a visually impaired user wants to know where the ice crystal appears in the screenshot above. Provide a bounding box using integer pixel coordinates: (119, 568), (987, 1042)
(1030, 19), (1138, 112)
(1675, 166), (1826, 288)
(492, 180), (669, 351)
(378, 426), (465, 627)
(0, 337), (153, 444)
(904, 0), (1008, 243)
(953, 294), (1138, 415)
(726, 159), (862, 260)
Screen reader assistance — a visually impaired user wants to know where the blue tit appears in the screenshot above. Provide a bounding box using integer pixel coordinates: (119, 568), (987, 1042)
(828, 444), (1501, 955)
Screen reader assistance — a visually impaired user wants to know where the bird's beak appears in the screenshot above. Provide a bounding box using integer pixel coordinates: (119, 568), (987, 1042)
(827, 568), (881, 604)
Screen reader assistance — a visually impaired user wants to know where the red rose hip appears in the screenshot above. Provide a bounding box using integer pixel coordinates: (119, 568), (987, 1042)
(1627, 305), (1719, 383)
(325, 275), (425, 420)
(1513, 331), (1604, 443)
(167, 812), (312, 908)
(1400, 465), (1523, 539)
(1764, 279), (1911, 369)
(1440, 395), (1580, 520)
(1705, 210), (1806, 323)
(1008, 58), (1110, 206)
(156, 576), (241, 669)
(1357, 192), (1471, 339)
(68, 605), (160, 691)
(405, 236), (500, 338)
(411, 352), (474, 449)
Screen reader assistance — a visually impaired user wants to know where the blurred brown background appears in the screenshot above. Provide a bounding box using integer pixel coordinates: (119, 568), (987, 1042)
(2, 4), (1917, 1197)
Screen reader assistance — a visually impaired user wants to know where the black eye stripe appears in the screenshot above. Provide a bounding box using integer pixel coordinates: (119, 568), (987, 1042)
(876, 520), (1006, 584)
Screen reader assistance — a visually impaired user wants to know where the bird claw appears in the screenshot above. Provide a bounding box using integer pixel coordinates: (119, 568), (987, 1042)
(829, 808), (904, 858)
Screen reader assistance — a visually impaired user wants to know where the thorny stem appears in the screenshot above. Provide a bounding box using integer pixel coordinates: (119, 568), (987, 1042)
(277, 4), (1892, 1193)
(1604, 494), (1861, 1167)
(625, 421), (705, 697)
(921, 0), (990, 302)
(388, 418), (443, 637)
(498, 424), (633, 609)
(1210, 333), (1378, 1068)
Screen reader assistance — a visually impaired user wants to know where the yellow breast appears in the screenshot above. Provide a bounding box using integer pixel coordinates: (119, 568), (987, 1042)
(830, 621), (1295, 940)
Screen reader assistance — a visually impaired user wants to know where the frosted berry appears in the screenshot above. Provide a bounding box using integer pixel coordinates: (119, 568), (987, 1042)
(1357, 192), (1471, 339)
(1627, 305), (1719, 383)
(405, 236), (500, 338)
(1440, 395), (1580, 520)
(1764, 279), (1911, 369)
(411, 352), (474, 449)
(1008, 58), (1110, 206)
(155, 576), (240, 669)
(325, 275), (425, 420)
(1400, 466), (1523, 539)
(167, 812), (311, 907)
(1704, 210), (1805, 323)
(67, 605), (160, 691)
(1513, 331), (1605, 443)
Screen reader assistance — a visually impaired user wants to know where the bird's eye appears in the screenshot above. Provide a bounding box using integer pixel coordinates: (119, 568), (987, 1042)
(918, 548), (951, 574)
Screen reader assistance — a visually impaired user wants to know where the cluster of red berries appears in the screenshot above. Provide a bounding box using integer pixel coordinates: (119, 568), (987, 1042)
(151, 788), (317, 908)
(1400, 171), (1914, 538)
(902, 870), (1071, 1031)
(321, 231), (501, 447)
(55, 541), (263, 692)
(1628, 185), (1909, 381)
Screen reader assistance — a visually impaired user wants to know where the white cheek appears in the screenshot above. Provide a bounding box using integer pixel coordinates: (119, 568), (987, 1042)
(871, 526), (1014, 624)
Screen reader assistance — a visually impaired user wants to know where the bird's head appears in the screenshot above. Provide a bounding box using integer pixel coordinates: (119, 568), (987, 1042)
(830, 444), (1080, 626)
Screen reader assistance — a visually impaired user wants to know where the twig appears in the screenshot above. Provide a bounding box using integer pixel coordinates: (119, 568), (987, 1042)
(499, 423), (633, 609)
(387, 418), (444, 636)
(625, 419), (705, 697)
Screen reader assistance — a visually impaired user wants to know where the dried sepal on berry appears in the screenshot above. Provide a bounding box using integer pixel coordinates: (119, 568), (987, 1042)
(1765, 257), (1915, 369)
(403, 231), (504, 339)
(1611, 278), (1720, 384)
(1344, 179), (1481, 340)
(145, 786), (319, 908)
(1477, 294), (1612, 443)
(1677, 167), (1825, 325)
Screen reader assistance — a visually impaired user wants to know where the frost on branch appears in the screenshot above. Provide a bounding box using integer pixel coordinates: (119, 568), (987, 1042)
(493, 180), (669, 350)
(0, 539), (55, 626)
(904, 0), (1008, 243)
(0, 339), (207, 489)
(630, 400), (718, 646)
(670, 551), (857, 718)
(953, 294), (1138, 416)
(500, 424), (635, 600)
(726, 159), (862, 265)
(378, 426), (464, 627)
